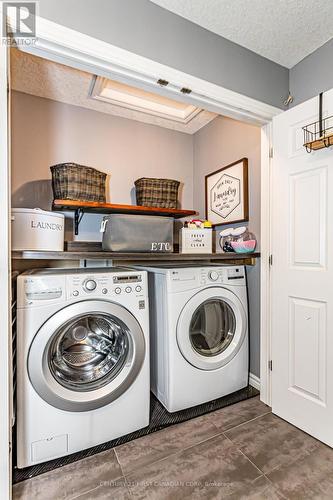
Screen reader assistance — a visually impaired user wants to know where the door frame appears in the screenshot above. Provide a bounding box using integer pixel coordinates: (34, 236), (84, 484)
(5, 19), (278, 490)
(0, 36), (11, 500)
(260, 123), (273, 405)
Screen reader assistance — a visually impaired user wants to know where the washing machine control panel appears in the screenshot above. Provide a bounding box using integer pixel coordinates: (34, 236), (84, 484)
(18, 271), (147, 308)
(200, 268), (224, 285)
(113, 275), (142, 284)
(226, 267), (245, 283)
(68, 273), (145, 298)
(200, 267), (245, 285)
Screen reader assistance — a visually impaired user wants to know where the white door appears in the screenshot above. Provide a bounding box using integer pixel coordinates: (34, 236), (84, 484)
(0, 41), (12, 500)
(271, 88), (333, 445)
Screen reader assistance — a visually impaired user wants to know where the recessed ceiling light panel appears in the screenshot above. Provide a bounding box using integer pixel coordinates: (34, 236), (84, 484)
(90, 76), (201, 124)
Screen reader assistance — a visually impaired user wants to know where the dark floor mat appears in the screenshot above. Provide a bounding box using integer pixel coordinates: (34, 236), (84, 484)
(13, 385), (259, 483)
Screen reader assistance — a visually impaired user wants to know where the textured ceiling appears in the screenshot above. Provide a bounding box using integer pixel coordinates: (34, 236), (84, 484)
(150, 0), (333, 68)
(11, 50), (216, 134)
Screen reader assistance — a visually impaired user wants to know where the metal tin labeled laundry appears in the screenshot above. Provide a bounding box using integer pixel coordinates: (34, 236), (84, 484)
(100, 214), (173, 253)
(11, 208), (65, 251)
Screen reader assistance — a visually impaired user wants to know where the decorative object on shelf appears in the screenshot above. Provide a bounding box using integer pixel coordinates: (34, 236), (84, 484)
(205, 158), (249, 226)
(230, 226), (257, 254)
(219, 228), (235, 253)
(50, 163), (107, 203)
(184, 219), (212, 229)
(180, 220), (212, 254)
(52, 199), (196, 236)
(135, 177), (180, 209)
(303, 92), (333, 153)
(11, 208), (64, 251)
(100, 214), (173, 253)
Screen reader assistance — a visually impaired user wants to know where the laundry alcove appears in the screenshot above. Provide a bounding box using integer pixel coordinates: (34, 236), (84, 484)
(10, 46), (262, 481)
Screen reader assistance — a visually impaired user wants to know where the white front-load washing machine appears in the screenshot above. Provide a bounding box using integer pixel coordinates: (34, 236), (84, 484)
(16, 268), (149, 468)
(138, 265), (248, 412)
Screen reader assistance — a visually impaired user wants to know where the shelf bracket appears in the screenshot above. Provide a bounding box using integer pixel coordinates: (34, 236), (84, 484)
(74, 208), (84, 236)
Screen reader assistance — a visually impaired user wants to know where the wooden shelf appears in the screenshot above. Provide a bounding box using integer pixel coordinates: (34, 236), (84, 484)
(53, 200), (197, 235)
(12, 250), (260, 266)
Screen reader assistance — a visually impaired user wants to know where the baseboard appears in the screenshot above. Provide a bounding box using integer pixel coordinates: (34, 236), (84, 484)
(249, 373), (261, 391)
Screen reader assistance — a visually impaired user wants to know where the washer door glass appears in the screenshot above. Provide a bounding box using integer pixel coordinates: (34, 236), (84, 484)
(177, 287), (246, 371)
(189, 299), (236, 357)
(28, 300), (146, 412)
(49, 313), (129, 392)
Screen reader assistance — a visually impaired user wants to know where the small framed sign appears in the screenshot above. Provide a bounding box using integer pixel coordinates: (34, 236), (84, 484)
(205, 158), (249, 226)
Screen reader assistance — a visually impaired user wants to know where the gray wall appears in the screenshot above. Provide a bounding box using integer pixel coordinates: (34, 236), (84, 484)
(193, 116), (261, 244)
(38, 0), (288, 109)
(290, 38), (333, 107)
(193, 116), (261, 377)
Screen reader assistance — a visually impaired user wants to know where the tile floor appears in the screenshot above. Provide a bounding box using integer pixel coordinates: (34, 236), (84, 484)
(13, 396), (333, 499)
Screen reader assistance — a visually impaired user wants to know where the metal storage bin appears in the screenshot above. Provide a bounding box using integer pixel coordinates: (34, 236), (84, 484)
(100, 214), (174, 253)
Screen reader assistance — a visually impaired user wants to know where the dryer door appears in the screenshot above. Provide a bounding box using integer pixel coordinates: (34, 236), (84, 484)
(177, 287), (246, 370)
(28, 300), (145, 412)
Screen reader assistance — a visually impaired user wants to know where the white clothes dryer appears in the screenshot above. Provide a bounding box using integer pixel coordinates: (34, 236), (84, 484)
(16, 268), (149, 467)
(138, 265), (248, 412)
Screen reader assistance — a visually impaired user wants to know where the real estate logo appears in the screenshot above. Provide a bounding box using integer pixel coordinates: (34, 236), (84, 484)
(2, 1), (37, 45)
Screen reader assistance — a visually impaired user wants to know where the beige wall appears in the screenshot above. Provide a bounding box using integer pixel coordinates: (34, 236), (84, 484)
(193, 115), (261, 245)
(11, 91), (194, 240)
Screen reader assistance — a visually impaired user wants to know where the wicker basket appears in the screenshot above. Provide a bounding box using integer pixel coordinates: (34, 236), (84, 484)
(135, 177), (180, 209)
(50, 163), (107, 203)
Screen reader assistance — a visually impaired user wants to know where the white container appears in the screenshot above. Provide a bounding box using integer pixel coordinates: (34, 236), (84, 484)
(11, 208), (65, 251)
(180, 228), (212, 254)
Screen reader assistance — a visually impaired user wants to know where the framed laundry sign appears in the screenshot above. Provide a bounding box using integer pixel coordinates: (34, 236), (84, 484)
(205, 158), (249, 226)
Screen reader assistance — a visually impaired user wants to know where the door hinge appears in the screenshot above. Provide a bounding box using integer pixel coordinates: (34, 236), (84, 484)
(269, 147), (273, 158)
(269, 254), (273, 266)
(268, 360), (273, 371)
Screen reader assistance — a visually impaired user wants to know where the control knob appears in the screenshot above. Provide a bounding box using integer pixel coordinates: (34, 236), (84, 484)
(209, 270), (219, 281)
(83, 279), (97, 292)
